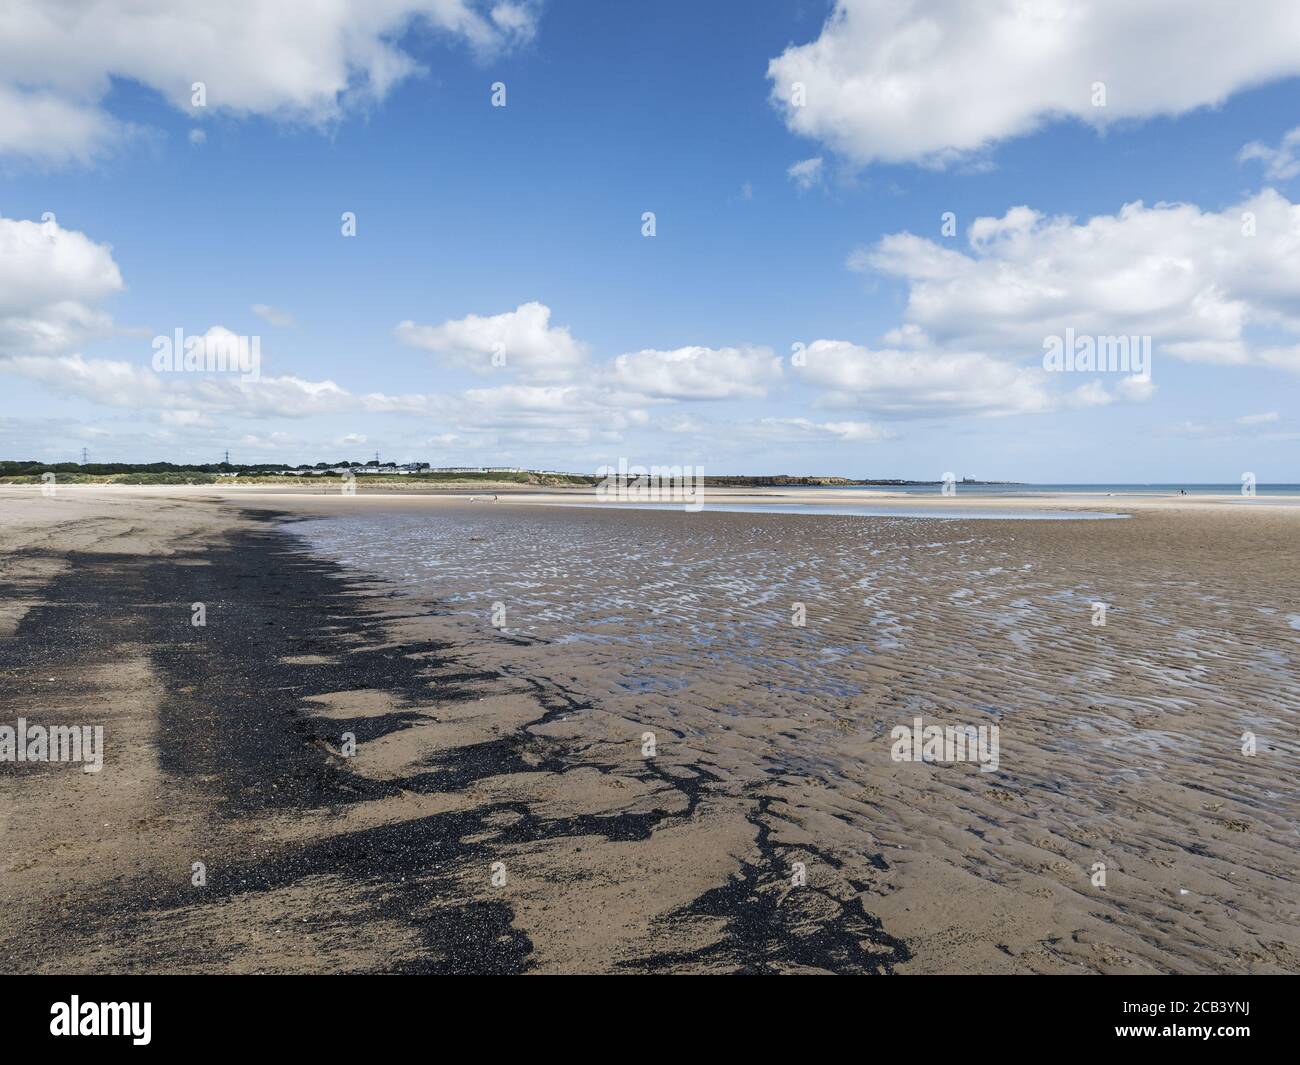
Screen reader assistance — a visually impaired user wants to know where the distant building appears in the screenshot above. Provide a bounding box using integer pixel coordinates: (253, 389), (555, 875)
(428, 466), (522, 474)
(272, 462), (540, 477)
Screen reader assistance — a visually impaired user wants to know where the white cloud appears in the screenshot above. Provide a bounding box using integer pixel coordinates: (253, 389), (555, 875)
(1240, 127), (1300, 181)
(489, 3), (535, 34)
(657, 412), (708, 435)
(0, 217), (123, 355)
(0, 221), (780, 442)
(238, 431), (297, 449)
(252, 303), (297, 328)
(795, 340), (1078, 417)
(656, 412), (893, 446)
(605, 346), (782, 400)
(0, 202), (1183, 455)
(856, 190), (1300, 369)
(1114, 375), (1157, 403)
(159, 409), (213, 428)
(460, 382), (643, 429)
(0, 1), (539, 164)
(804, 190), (1300, 417)
(1163, 411), (1294, 439)
(753, 417), (893, 443)
(0, 224), (357, 420)
(4, 332), (627, 439)
(395, 301), (588, 382)
(1258, 344), (1300, 373)
(768, 0), (1300, 167)
(5, 352), (356, 419)
(462, 383), (594, 414)
(787, 156), (824, 190)
(0, 84), (129, 165)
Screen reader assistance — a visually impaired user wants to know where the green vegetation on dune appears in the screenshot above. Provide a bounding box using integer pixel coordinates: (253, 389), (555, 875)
(0, 462), (593, 488)
(0, 472), (218, 485)
(0, 461), (1010, 488)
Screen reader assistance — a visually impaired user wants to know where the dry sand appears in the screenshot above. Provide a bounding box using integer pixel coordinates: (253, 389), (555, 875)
(1, 484), (1297, 973)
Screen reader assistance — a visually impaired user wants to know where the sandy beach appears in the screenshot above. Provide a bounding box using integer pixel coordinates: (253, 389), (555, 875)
(2, 485), (1297, 974)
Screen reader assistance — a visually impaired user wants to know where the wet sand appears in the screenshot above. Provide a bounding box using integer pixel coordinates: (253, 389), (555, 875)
(2, 486), (1297, 973)
(207, 479), (1300, 511)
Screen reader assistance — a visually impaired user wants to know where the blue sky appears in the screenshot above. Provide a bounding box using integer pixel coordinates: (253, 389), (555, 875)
(1, 0), (1298, 480)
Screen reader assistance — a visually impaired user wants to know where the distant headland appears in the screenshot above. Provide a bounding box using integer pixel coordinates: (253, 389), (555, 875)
(0, 460), (1022, 489)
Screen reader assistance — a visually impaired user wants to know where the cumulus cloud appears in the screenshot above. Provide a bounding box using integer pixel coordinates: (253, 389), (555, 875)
(0, 217), (123, 355)
(0, 221), (769, 442)
(0, 201), (1187, 455)
(0, 223), (389, 420)
(794, 340), (1117, 417)
(0, 1), (539, 164)
(855, 190), (1300, 369)
(0, 214), (799, 457)
(0, 84), (129, 165)
(4, 337), (640, 443)
(768, 0), (1300, 167)
(5, 352), (356, 419)
(395, 301), (588, 382)
(605, 346), (783, 400)
(398, 307), (782, 401)
(801, 190), (1300, 417)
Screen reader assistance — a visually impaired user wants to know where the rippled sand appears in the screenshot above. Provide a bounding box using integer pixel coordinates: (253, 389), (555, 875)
(287, 497), (1300, 973)
(4, 486), (1297, 973)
